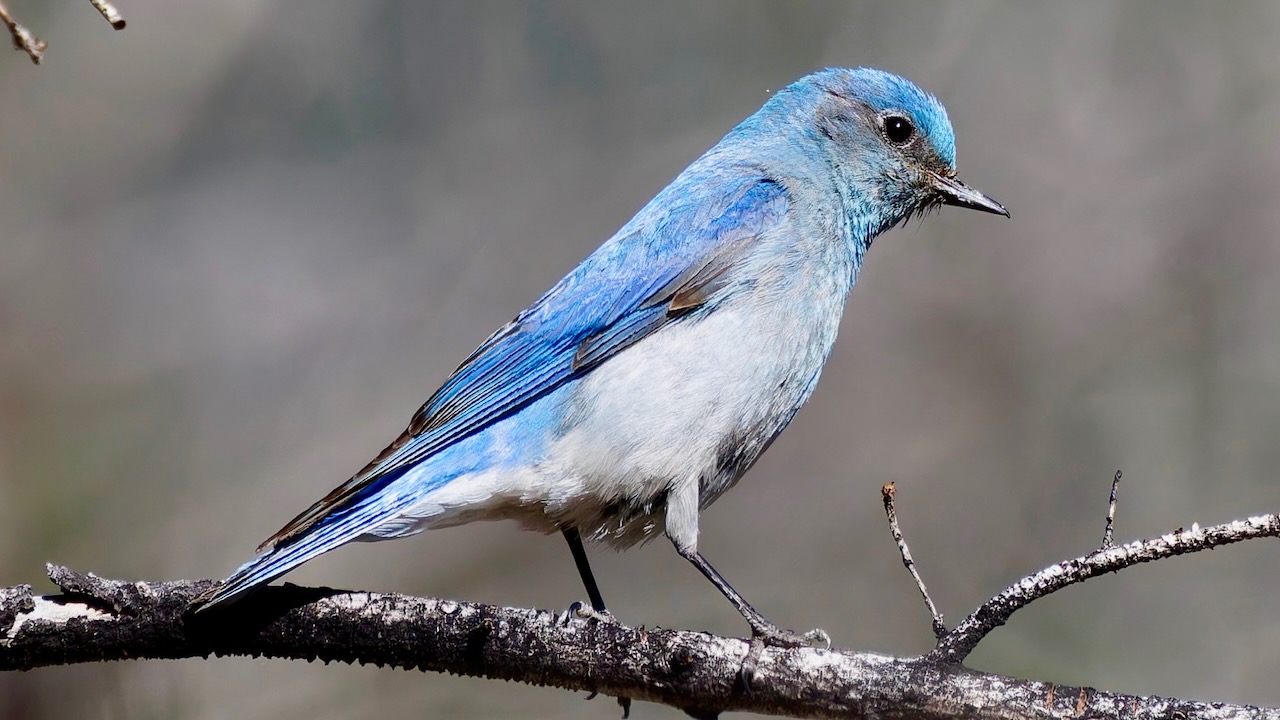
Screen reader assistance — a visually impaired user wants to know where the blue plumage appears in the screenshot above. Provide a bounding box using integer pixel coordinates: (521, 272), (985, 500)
(197, 68), (1005, 644)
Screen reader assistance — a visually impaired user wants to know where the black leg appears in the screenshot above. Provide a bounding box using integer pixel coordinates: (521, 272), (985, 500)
(562, 528), (607, 613)
(675, 544), (826, 648)
(562, 529), (627, 709)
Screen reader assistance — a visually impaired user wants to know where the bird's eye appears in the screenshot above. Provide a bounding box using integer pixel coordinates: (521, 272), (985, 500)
(882, 114), (915, 145)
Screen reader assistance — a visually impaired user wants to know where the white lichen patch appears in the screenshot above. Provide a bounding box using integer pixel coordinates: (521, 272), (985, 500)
(315, 592), (376, 620)
(788, 647), (894, 676)
(3, 597), (112, 643)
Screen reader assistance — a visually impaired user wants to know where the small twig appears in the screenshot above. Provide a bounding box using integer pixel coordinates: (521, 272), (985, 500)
(89, 0), (125, 30)
(931, 512), (1280, 663)
(1100, 470), (1121, 550)
(0, 0), (47, 64)
(881, 483), (947, 640)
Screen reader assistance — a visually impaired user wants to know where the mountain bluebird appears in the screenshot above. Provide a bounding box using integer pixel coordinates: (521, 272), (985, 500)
(196, 67), (1006, 645)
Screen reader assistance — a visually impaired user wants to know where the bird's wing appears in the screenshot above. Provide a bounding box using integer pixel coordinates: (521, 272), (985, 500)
(261, 176), (790, 551)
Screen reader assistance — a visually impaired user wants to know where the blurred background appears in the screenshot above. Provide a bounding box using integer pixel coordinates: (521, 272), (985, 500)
(2, 1), (1279, 717)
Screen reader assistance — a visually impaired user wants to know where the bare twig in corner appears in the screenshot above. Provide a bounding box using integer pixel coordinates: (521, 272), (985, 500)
(930, 512), (1280, 664)
(2, 0), (125, 65)
(90, 0), (125, 30)
(0, 0), (47, 64)
(1100, 470), (1121, 550)
(881, 483), (947, 640)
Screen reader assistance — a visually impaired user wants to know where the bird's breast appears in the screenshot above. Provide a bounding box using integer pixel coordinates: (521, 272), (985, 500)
(536, 253), (852, 546)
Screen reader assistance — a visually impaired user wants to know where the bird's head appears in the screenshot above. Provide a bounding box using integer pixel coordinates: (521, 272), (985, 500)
(782, 67), (1007, 233)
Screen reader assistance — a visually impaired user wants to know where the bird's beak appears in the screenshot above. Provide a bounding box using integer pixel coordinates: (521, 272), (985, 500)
(931, 172), (1009, 217)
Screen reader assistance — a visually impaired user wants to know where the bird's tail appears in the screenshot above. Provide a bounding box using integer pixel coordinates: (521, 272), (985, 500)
(193, 484), (423, 612)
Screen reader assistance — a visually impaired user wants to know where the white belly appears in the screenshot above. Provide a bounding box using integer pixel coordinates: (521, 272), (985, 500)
(375, 259), (849, 551)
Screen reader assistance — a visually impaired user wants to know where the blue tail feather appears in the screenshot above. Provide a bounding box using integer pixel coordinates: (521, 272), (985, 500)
(196, 485), (420, 611)
(196, 391), (531, 612)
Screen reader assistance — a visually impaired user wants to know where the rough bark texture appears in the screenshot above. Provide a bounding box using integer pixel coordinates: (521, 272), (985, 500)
(2, 563), (1277, 720)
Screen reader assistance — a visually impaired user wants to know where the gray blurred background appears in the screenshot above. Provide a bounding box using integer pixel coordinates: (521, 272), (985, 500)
(2, 1), (1279, 718)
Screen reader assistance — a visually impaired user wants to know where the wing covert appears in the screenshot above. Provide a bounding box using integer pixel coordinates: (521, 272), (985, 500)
(263, 176), (790, 550)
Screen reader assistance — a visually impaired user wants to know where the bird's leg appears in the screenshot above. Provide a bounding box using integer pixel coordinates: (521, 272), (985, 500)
(675, 544), (830, 649)
(561, 529), (629, 712)
(560, 527), (614, 623)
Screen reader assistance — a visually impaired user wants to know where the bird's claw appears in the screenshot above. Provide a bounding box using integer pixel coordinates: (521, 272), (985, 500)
(750, 622), (830, 649)
(801, 627), (831, 649)
(557, 600), (616, 626)
(737, 623), (831, 689)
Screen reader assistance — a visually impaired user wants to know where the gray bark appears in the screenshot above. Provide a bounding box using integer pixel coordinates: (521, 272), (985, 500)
(2, 538), (1277, 720)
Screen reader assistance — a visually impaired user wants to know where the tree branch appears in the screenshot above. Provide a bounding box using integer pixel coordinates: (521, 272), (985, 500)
(927, 512), (1280, 664)
(4, 479), (1278, 718)
(876, 473), (1280, 672)
(3, 530), (1279, 720)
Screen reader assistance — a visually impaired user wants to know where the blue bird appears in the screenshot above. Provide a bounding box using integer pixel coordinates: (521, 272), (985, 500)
(195, 67), (1006, 645)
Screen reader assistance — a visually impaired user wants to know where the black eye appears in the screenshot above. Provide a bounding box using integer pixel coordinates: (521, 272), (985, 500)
(882, 114), (915, 145)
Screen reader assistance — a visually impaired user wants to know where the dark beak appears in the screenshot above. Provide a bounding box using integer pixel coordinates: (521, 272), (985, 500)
(932, 173), (1009, 217)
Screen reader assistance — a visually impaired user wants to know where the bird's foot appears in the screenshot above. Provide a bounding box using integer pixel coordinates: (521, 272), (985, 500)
(738, 623), (830, 689)
(557, 600), (617, 626)
(749, 620), (830, 649)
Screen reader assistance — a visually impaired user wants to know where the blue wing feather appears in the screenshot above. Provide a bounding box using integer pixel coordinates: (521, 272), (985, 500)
(195, 171), (791, 611)
(259, 173), (790, 551)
